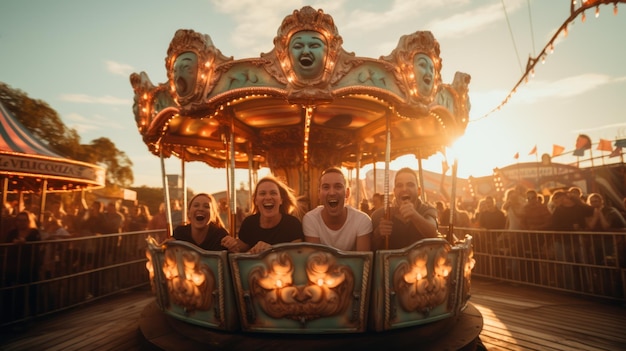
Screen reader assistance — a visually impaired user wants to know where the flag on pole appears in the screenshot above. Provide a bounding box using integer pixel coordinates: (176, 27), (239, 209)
(573, 134), (591, 156)
(610, 147), (622, 158)
(528, 145), (537, 155)
(552, 144), (565, 157)
(597, 138), (613, 152)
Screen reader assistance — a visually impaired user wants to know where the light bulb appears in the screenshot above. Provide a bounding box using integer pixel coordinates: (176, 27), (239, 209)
(595, 6), (599, 18)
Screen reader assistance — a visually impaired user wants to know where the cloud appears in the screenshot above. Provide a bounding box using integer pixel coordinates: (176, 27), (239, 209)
(427, 0), (525, 39)
(105, 60), (135, 77)
(60, 94), (131, 105)
(469, 73), (620, 121)
(64, 113), (101, 134)
(513, 73), (613, 103)
(211, 0), (301, 56)
(64, 112), (124, 135)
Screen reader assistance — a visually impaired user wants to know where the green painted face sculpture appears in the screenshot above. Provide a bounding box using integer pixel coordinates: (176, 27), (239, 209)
(413, 53), (434, 97)
(173, 51), (198, 97)
(289, 30), (327, 80)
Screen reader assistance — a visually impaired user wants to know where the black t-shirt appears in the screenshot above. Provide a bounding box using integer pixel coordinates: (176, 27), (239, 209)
(551, 203), (594, 231)
(238, 213), (304, 247)
(372, 202), (438, 250)
(172, 223), (229, 251)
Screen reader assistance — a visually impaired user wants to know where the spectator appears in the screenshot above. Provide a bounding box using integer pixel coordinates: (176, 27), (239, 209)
(4, 210), (41, 318)
(218, 197), (230, 230)
(360, 198), (371, 216)
(550, 189), (594, 231)
(104, 201), (125, 234)
(371, 193), (384, 214)
(170, 199), (183, 228)
(127, 204), (151, 232)
(440, 200), (471, 229)
(502, 187), (526, 230)
(148, 202), (168, 230)
(477, 196), (506, 230)
(521, 190), (552, 230)
(79, 201), (108, 236)
(586, 193), (626, 231)
(547, 190), (566, 214)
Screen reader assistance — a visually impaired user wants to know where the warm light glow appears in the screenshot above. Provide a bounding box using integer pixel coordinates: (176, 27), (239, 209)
(595, 6), (600, 17)
(275, 279), (283, 288)
(191, 272), (205, 285)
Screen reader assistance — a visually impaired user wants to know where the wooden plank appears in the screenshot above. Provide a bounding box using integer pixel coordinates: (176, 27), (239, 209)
(1, 278), (626, 351)
(473, 278), (626, 351)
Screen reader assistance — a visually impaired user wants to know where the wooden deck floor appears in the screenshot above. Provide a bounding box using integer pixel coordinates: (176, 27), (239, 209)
(1, 277), (625, 351)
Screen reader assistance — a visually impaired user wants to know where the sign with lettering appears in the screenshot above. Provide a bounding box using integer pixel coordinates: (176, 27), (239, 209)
(0, 152), (106, 185)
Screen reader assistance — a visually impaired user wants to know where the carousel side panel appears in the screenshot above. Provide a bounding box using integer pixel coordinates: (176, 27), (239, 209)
(146, 240), (239, 331)
(146, 238), (168, 309)
(229, 243), (373, 333)
(454, 235), (475, 311)
(371, 238), (461, 331)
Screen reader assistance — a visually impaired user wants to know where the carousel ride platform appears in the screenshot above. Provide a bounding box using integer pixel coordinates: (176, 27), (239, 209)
(138, 300), (483, 351)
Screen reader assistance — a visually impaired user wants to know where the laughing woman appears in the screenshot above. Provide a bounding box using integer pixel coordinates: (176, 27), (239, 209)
(221, 176), (304, 254)
(173, 193), (232, 251)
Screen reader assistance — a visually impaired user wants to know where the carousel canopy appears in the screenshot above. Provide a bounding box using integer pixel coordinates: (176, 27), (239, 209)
(0, 101), (106, 193)
(130, 6), (471, 202)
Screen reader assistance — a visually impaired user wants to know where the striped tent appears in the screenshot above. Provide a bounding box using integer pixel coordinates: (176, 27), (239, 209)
(0, 101), (105, 200)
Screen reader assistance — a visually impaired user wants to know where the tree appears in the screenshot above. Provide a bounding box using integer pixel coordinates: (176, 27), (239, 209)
(0, 82), (133, 187)
(81, 138), (134, 188)
(0, 83), (81, 156)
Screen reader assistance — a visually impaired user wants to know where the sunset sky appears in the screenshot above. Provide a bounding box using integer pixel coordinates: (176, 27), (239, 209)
(1, 0), (625, 195)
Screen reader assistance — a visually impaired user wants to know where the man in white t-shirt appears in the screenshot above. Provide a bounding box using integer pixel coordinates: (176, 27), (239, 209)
(303, 167), (372, 251)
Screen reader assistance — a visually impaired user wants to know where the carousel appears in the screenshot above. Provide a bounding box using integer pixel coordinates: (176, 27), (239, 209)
(133, 6), (480, 350)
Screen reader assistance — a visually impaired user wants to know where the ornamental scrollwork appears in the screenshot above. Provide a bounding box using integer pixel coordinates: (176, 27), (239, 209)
(248, 251), (354, 323)
(162, 247), (215, 312)
(392, 245), (452, 314)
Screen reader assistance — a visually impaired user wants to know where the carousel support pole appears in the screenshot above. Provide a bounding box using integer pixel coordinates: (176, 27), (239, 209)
(589, 148), (597, 192)
(417, 151), (425, 203)
(0, 177), (6, 231)
(229, 124), (236, 236)
(384, 109), (392, 249)
(373, 155), (377, 194)
(39, 179), (48, 227)
(1, 177), (7, 212)
(303, 106), (313, 211)
(356, 145), (362, 208)
(224, 158), (231, 232)
(181, 151), (187, 225)
(447, 159), (458, 243)
(248, 142), (253, 212)
(160, 149), (173, 237)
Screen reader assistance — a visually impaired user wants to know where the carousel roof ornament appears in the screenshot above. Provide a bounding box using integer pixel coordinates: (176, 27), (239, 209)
(130, 6), (471, 201)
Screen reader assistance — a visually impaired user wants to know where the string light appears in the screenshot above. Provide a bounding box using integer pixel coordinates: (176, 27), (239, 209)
(474, 0), (624, 122)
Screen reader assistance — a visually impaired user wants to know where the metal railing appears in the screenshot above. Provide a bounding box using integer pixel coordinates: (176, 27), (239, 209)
(453, 227), (626, 301)
(0, 230), (165, 326)
(2, 227), (624, 327)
